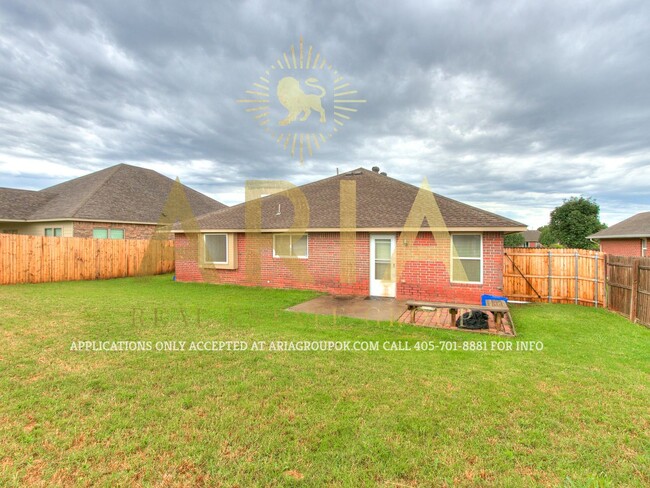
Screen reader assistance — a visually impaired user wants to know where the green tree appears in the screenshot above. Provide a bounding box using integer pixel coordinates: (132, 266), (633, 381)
(537, 225), (558, 247)
(504, 232), (525, 247)
(548, 197), (607, 249)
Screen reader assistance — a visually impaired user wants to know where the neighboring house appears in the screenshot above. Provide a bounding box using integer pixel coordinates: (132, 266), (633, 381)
(588, 212), (650, 257)
(522, 229), (542, 248)
(174, 167), (526, 303)
(0, 164), (226, 239)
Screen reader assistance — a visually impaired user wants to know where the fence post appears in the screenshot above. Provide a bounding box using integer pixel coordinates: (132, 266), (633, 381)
(604, 253), (609, 309)
(548, 250), (553, 303)
(574, 251), (579, 304)
(594, 254), (599, 308)
(630, 258), (640, 323)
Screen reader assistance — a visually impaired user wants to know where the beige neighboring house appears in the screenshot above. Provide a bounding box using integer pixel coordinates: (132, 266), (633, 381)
(0, 164), (226, 239)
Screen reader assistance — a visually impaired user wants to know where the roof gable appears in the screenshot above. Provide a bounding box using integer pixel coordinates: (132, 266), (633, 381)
(589, 211), (650, 239)
(188, 168), (526, 231)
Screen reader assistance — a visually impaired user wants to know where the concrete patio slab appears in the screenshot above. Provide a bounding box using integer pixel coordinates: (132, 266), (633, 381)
(287, 295), (407, 322)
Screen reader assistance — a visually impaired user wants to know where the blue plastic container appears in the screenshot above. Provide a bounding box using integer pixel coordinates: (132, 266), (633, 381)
(481, 294), (508, 306)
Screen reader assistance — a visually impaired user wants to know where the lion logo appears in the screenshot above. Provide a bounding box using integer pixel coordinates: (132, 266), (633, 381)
(277, 76), (326, 126)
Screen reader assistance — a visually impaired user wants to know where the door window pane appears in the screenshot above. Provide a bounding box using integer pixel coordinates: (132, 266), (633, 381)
(375, 262), (391, 281)
(205, 234), (227, 263)
(375, 239), (392, 261)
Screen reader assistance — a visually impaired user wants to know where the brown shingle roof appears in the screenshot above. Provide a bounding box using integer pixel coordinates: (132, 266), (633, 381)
(589, 212), (650, 239)
(186, 168), (526, 231)
(0, 164), (226, 223)
(0, 188), (53, 220)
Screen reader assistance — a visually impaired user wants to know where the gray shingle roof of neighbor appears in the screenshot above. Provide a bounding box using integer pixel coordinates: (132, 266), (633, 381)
(588, 211), (650, 239)
(0, 188), (52, 220)
(0, 164), (226, 223)
(184, 167), (526, 232)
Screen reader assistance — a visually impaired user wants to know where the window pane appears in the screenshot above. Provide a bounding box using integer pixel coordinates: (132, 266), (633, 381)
(291, 235), (308, 257)
(44, 228), (53, 237)
(53, 228), (62, 237)
(274, 235), (291, 257)
(205, 234), (227, 263)
(110, 229), (124, 239)
(453, 258), (481, 282)
(93, 228), (108, 239)
(375, 262), (392, 281)
(453, 235), (481, 258)
(375, 239), (392, 261)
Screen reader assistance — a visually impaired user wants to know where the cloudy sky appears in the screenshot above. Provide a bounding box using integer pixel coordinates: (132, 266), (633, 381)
(1, 0), (649, 228)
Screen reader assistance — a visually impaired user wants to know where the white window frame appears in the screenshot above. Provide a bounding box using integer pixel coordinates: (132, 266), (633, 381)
(450, 233), (483, 284)
(643, 238), (648, 257)
(273, 234), (309, 259)
(45, 227), (62, 237)
(203, 233), (229, 264)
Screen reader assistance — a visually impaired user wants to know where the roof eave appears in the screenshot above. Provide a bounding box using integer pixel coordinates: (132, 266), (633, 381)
(588, 234), (649, 240)
(172, 225), (528, 234)
(1, 217), (163, 225)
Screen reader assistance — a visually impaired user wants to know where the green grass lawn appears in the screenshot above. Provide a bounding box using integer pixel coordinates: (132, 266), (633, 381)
(0, 275), (648, 487)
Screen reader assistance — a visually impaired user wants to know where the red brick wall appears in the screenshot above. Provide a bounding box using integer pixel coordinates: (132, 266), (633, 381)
(73, 221), (160, 240)
(176, 231), (505, 304)
(396, 232), (504, 303)
(175, 232), (369, 295)
(599, 238), (643, 257)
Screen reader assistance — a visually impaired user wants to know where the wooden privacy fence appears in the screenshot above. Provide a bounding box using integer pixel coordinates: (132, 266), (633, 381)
(503, 248), (606, 307)
(605, 255), (650, 327)
(0, 234), (174, 285)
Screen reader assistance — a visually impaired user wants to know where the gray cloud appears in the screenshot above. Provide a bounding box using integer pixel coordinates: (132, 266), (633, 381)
(1, 0), (649, 228)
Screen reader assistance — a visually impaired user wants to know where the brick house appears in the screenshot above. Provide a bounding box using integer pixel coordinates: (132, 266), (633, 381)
(0, 164), (225, 239)
(522, 229), (542, 248)
(589, 212), (650, 257)
(174, 168), (526, 303)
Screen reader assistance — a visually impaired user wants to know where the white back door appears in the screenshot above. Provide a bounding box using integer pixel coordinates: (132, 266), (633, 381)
(370, 234), (396, 297)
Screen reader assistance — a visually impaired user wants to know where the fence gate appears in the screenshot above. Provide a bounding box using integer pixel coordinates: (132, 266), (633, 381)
(503, 248), (606, 307)
(606, 255), (650, 327)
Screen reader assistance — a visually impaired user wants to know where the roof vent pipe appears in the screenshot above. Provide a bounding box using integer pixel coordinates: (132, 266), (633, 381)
(371, 166), (380, 173)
